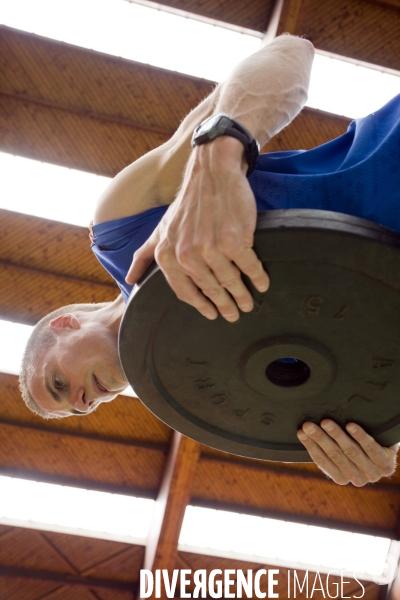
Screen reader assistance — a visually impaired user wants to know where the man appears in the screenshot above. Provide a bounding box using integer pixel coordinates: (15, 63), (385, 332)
(20, 35), (399, 486)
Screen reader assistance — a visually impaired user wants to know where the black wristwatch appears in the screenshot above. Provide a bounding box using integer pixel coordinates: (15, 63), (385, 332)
(191, 113), (260, 176)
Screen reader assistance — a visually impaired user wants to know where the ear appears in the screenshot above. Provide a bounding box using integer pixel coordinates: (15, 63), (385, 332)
(49, 313), (81, 333)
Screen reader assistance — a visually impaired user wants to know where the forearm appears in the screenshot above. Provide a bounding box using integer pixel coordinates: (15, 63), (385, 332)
(215, 35), (314, 145)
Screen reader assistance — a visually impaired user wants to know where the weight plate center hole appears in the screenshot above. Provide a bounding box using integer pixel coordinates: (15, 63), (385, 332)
(266, 358), (311, 388)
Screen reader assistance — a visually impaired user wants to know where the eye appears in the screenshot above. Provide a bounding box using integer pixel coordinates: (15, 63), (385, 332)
(54, 377), (65, 390)
(94, 376), (107, 392)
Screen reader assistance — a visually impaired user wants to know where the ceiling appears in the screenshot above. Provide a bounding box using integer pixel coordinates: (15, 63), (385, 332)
(0, 0), (399, 598)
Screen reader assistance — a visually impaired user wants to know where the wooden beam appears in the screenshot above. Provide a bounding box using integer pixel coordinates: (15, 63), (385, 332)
(0, 563), (136, 592)
(277, 0), (400, 72)
(146, 0), (276, 32)
(0, 260), (117, 324)
(0, 26), (214, 175)
(276, 0), (304, 34)
(0, 210), (113, 283)
(140, 431), (200, 600)
(0, 419), (165, 496)
(0, 25), (353, 179)
(199, 453), (400, 494)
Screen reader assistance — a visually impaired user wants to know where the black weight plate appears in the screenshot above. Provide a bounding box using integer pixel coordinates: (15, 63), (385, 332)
(119, 210), (400, 462)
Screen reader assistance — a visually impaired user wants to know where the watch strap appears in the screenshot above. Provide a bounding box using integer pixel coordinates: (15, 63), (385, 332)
(191, 113), (260, 176)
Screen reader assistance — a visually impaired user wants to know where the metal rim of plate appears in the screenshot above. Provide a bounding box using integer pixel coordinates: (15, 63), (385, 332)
(119, 210), (400, 462)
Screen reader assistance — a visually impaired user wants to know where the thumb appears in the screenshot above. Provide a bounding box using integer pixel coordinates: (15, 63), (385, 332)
(126, 233), (159, 284)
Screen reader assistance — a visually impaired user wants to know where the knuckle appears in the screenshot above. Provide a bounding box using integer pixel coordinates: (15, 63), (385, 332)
(364, 443), (377, 455)
(202, 245), (217, 262)
(219, 276), (240, 289)
(221, 232), (239, 250)
(202, 286), (223, 300)
(176, 248), (195, 270)
(155, 245), (170, 266)
(343, 446), (359, 460)
(327, 450), (342, 463)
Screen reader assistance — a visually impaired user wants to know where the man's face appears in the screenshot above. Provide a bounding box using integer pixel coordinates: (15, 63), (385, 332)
(28, 315), (128, 417)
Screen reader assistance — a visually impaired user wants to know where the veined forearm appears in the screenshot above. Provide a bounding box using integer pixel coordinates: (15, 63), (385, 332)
(215, 35), (314, 144)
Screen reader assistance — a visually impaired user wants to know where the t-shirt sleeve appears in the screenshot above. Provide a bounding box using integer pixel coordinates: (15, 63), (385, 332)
(90, 205), (169, 302)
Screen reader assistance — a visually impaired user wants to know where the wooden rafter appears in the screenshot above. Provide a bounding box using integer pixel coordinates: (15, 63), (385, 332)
(140, 431), (200, 599)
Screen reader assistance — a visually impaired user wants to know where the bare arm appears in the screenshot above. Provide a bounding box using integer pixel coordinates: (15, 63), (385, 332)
(94, 35), (314, 224)
(123, 35), (314, 323)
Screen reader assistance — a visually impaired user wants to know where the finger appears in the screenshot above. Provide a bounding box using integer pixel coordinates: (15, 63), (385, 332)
(162, 268), (219, 320)
(126, 235), (159, 284)
(320, 420), (382, 483)
(199, 257), (254, 313)
(345, 422), (397, 477)
(301, 422), (371, 486)
(297, 430), (350, 485)
(232, 247), (270, 293)
(175, 255), (242, 322)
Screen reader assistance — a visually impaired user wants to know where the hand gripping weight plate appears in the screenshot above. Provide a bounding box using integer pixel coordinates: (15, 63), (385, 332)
(119, 210), (400, 462)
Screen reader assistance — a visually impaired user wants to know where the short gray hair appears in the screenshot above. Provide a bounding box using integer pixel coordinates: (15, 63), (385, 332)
(19, 302), (110, 419)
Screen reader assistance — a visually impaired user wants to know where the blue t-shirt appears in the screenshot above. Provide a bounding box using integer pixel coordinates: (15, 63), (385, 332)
(91, 95), (400, 302)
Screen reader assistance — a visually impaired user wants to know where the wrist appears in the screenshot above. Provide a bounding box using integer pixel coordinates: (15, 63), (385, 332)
(193, 136), (248, 175)
(191, 113), (259, 175)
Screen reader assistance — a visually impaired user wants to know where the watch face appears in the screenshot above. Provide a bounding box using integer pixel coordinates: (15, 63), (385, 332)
(198, 114), (221, 135)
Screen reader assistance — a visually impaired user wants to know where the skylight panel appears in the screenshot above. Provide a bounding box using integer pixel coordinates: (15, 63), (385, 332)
(0, 475), (154, 544)
(0, 320), (32, 376)
(179, 506), (392, 583)
(0, 474), (393, 582)
(0, 152), (110, 228)
(1, 0), (398, 118)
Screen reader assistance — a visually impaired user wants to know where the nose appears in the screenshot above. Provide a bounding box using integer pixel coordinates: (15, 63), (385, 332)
(70, 388), (94, 413)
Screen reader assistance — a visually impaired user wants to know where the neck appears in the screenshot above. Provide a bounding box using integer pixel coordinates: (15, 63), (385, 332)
(79, 296), (126, 335)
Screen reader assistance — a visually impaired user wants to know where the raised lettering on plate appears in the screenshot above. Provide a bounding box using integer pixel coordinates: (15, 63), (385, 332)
(327, 407), (345, 421)
(366, 381), (388, 391)
(186, 358), (207, 366)
(347, 394), (373, 403)
(332, 305), (350, 320)
(304, 295), (324, 315)
(233, 408), (250, 418)
(194, 378), (216, 391)
(371, 359), (395, 369)
(211, 394), (228, 405)
(260, 412), (275, 425)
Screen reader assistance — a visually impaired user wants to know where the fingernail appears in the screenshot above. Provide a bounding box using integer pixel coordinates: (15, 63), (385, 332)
(304, 424), (316, 434)
(297, 431), (308, 441)
(323, 422), (334, 432)
(347, 424), (357, 434)
(257, 284), (269, 292)
(240, 305), (253, 312)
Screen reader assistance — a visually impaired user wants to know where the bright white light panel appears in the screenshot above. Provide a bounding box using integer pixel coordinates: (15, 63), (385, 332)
(0, 0), (398, 117)
(0, 475), (391, 579)
(0, 152), (110, 227)
(0, 475), (154, 543)
(0, 320), (32, 376)
(0, 0), (260, 82)
(179, 506), (391, 581)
